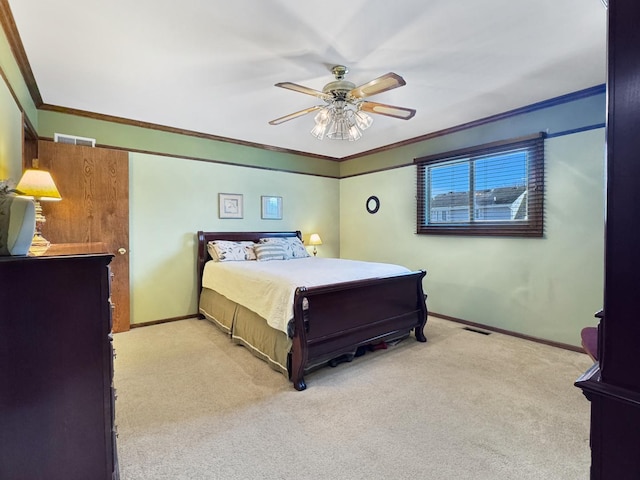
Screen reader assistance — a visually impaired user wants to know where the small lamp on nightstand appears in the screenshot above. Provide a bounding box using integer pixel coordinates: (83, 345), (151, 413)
(16, 164), (62, 255)
(309, 233), (322, 257)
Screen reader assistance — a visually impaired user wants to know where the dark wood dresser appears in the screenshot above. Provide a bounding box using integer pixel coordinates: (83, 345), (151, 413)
(0, 250), (119, 480)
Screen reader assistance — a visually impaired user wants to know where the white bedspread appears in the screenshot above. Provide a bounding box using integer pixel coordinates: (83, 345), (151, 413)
(201, 258), (411, 334)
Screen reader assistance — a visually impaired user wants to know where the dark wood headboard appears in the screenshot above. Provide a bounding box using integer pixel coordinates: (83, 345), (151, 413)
(196, 231), (302, 299)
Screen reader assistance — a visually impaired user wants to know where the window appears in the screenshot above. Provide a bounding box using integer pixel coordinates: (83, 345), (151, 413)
(416, 133), (545, 237)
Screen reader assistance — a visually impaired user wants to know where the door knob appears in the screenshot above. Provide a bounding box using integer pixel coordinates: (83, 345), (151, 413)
(118, 248), (127, 255)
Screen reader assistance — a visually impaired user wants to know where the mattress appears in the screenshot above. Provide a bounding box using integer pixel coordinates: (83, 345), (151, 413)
(201, 257), (411, 334)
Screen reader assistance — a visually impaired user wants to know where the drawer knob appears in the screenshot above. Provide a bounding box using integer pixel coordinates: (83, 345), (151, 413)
(118, 247), (127, 255)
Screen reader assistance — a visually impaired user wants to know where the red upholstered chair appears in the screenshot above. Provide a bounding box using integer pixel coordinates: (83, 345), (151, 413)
(581, 327), (599, 362)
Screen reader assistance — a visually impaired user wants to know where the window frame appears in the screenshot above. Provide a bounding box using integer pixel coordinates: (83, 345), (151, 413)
(415, 133), (545, 237)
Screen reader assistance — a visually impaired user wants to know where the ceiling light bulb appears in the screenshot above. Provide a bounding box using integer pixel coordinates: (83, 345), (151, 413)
(348, 125), (362, 141)
(314, 108), (330, 126)
(311, 121), (328, 140)
(327, 116), (351, 140)
(355, 111), (373, 130)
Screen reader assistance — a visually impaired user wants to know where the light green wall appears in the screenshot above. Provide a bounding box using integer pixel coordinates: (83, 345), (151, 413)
(0, 21), (35, 181)
(0, 71), (22, 181)
(340, 129), (605, 346)
(340, 92), (604, 177)
(0, 21), (37, 131)
(129, 152), (339, 324)
(37, 110), (340, 178)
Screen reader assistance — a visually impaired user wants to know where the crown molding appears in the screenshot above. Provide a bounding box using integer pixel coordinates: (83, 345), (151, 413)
(0, 0), (42, 106)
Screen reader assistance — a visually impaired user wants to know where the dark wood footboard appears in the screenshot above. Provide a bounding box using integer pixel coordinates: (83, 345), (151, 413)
(290, 270), (427, 391)
(196, 231), (428, 391)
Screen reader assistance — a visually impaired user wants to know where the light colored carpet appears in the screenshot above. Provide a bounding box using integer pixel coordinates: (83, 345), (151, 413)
(113, 317), (593, 480)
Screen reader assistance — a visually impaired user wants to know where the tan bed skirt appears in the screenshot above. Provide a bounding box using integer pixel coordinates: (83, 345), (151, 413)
(199, 287), (291, 376)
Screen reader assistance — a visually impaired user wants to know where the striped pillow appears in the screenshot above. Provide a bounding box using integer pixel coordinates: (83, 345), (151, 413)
(254, 242), (286, 261)
(259, 237), (310, 259)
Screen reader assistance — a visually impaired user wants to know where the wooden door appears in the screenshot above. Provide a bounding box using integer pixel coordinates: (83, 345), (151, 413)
(37, 140), (130, 332)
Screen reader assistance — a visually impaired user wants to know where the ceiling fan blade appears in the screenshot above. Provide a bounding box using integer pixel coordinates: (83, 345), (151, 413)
(269, 105), (323, 125)
(360, 101), (416, 120)
(349, 73), (407, 99)
(275, 82), (330, 100)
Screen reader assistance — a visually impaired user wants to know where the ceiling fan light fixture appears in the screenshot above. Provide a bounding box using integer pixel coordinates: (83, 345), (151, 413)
(271, 65), (415, 142)
(311, 103), (371, 142)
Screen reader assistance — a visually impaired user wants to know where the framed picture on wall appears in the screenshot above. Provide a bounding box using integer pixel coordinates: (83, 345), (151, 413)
(219, 193), (243, 219)
(261, 195), (282, 220)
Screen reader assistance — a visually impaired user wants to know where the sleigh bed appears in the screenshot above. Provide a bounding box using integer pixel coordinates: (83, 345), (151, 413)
(196, 230), (428, 390)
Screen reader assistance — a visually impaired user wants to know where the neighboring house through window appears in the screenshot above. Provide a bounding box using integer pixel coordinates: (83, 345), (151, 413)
(415, 133), (545, 237)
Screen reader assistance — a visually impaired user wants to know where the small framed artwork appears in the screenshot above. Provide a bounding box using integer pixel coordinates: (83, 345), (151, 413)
(261, 195), (283, 220)
(219, 193), (243, 219)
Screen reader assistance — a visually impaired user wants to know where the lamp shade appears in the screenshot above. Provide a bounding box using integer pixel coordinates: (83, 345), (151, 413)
(16, 169), (62, 201)
(309, 233), (322, 246)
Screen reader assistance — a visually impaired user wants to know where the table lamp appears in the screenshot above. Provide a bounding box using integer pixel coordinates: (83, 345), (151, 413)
(16, 166), (61, 255)
(309, 233), (322, 256)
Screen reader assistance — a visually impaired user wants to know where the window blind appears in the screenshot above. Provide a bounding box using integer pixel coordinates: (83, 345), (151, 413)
(415, 133), (545, 237)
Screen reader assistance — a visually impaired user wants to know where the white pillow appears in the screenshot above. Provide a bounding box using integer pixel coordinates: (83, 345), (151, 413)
(206, 241), (220, 261)
(286, 236), (310, 258)
(207, 240), (256, 262)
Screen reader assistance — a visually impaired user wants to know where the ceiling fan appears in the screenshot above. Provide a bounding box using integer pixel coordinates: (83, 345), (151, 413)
(269, 65), (416, 141)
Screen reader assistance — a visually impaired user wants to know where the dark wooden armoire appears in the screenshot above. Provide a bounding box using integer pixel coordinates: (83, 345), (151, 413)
(575, 1), (640, 478)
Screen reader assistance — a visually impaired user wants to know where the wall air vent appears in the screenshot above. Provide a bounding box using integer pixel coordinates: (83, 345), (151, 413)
(54, 133), (96, 147)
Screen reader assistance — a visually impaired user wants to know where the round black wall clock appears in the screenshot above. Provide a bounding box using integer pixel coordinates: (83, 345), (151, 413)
(366, 195), (380, 214)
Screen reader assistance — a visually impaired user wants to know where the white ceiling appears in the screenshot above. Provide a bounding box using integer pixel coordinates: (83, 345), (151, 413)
(8, 0), (607, 159)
